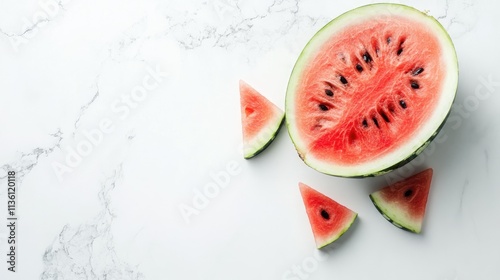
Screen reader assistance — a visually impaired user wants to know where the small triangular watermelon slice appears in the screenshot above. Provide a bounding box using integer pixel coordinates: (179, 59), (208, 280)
(369, 168), (433, 233)
(299, 182), (358, 248)
(239, 80), (284, 159)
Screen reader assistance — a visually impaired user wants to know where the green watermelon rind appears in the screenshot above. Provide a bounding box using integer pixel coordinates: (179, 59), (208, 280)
(358, 109), (452, 178)
(285, 3), (459, 178)
(244, 115), (285, 159)
(369, 193), (421, 233)
(317, 212), (358, 249)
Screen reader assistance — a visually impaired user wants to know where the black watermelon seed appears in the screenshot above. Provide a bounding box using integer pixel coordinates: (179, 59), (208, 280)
(356, 64), (363, 72)
(404, 189), (413, 197)
(412, 67), (424, 76)
(325, 89), (334, 97)
(319, 104), (328, 111)
(380, 111), (390, 123)
(397, 48), (403, 56)
(362, 119), (368, 128)
(387, 37), (391, 43)
(320, 209), (330, 220)
(340, 76), (348, 84)
(399, 100), (407, 109)
(411, 81), (420, 89)
(372, 117), (379, 128)
(363, 52), (372, 63)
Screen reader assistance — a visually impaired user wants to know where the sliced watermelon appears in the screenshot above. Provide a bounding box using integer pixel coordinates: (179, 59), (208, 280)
(370, 168), (433, 233)
(239, 80), (284, 159)
(299, 182), (357, 248)
(285, 4), (458, 177)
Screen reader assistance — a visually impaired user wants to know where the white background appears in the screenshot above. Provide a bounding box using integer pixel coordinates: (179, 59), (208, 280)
(0, 0), (499, 279)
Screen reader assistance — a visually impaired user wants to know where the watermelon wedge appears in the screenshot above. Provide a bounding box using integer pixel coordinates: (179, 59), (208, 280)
(285, 4), (458, 177)
(299, 182), (357, 248)
(239, 80), (284, 159)
(370, 168), (433, 233)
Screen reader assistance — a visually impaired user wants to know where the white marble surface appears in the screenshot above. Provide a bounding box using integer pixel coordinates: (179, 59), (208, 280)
(0, 0), (499, 279)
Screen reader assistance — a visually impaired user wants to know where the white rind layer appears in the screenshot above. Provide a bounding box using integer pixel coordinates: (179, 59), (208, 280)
(285, 3), (459, 177)
(316, 212), (358, 249)
(243, 110), (284, 158)
(370, 192), (421, 233)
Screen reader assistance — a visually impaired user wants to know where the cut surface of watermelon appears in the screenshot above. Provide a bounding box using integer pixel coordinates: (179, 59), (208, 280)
(370, 168), (433, 233)
(286, 4), (458, 177)
(239, 80), (284, 159)
(299, 182), (357, 248)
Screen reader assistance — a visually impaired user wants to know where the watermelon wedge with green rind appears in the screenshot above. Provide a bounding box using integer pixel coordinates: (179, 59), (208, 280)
(370, 168), (433, 233)
(285, 4), (458, 177)
(299, 182), (357, 248)
(239, 80), (284, 159)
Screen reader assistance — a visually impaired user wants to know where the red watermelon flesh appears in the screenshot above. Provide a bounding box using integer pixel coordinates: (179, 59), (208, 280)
(369, 168), (433, 233)
(285, 4), (458, 177)
(299, 182), (357, 248)
(295, 19), (443, 164)
(239, 80), (284, 159)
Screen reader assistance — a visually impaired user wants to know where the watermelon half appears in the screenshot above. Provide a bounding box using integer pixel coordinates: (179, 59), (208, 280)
(299, 182), (357, 248)
(370, 168), (433, 233)
(286, 4), (458, 177)
(239, 80), (285, 159)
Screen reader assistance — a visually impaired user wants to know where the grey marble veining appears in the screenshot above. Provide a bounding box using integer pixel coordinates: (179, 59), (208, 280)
(41, 167), (144, 280)
(0, 0), (499, 279)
